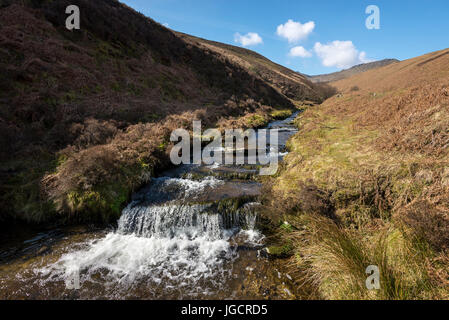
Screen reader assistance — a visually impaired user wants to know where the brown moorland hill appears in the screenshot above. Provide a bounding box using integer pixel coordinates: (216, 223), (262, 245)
(0, 0), (330, 224)
(177, 33), (332, 103)
(264, 48), (449, 299)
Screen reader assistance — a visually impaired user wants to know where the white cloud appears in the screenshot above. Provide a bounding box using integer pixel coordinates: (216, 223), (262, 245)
(289, 46), (312, 58)
(162, 23), (170, 28)
(313, 41), (371, 69)
(276, 19), (315, 43)
(234, 32), (263, 46)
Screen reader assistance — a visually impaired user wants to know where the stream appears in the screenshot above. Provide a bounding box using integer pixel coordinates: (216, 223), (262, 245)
(0, 112), (300, 300)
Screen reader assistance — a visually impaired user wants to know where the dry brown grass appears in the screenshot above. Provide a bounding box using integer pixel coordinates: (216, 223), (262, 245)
(262, 47), (449, 299)
(399, 200), (449, 252)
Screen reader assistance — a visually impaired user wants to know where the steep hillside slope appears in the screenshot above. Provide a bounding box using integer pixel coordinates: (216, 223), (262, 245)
(0, 0), (327, 224)
(307, 59), (399, 83)
(177, 33), (331, 103)
(264, 48), (449, 299)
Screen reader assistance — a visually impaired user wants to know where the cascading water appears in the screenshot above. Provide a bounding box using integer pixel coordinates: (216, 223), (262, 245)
(36, 176), (264, 299)
(0, 112), (300, 300)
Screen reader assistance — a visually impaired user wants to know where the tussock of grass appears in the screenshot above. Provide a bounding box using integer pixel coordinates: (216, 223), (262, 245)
(286, 214), (435, 300)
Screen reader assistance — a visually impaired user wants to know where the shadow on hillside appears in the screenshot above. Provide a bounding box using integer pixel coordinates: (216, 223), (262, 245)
(314, 82), (338, 101)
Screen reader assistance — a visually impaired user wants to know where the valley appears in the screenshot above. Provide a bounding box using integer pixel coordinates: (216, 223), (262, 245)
(0, 0), (448, 301)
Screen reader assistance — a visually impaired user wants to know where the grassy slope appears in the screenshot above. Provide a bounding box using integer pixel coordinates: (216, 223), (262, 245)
(0, 0), (328, 224)
(264, 48), (449, 299)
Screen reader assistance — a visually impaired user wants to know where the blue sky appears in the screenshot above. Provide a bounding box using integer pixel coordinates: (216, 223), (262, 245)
(122, 0), (449, 75)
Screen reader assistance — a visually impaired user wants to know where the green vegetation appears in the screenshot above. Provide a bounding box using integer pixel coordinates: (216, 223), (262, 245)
(284, 215), (436, 299)
(215, 196), (258, 215)
(246, 114), (269, 128)
(66, 182), (129, 223)
(270, 109), (293, 120)
(267, 244), (294, 258)
(1, 153), (58, 223)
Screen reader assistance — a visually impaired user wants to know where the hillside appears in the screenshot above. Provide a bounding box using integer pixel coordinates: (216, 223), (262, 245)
(306, 59), (399, 83)
(0, 0), (330, 224)
(264, 48), (449, 299)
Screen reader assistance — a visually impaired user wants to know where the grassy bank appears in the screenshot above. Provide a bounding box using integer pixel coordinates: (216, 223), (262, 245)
(261, 49), (449, 299)
(263, 107), (449, 300)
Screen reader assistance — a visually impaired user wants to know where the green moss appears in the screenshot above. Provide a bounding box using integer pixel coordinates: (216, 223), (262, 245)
(267, 243), (294, 258)
(66, 182), (130, 223)
(216, 196), (257, 214)
(270, 109), (293, 120)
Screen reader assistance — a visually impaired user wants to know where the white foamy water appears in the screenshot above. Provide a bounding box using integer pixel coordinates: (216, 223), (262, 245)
(118, 203), (232, 239)
(38, 232), (235, 297)
(137, 176), (224, 204)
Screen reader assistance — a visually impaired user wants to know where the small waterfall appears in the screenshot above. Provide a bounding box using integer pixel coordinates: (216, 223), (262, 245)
(118, 177), (262, 240)
(38, 177), (263, 298)
(243, 203), (259, 230)
(118, 200), (261, 240)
